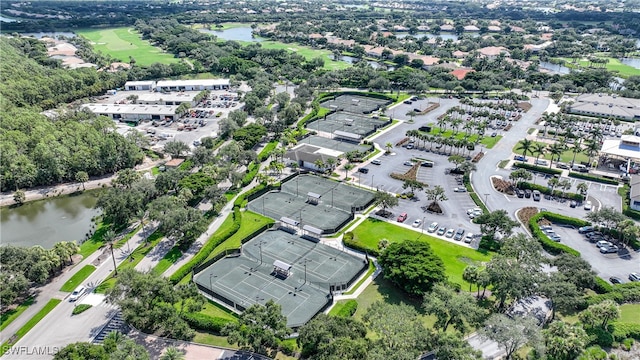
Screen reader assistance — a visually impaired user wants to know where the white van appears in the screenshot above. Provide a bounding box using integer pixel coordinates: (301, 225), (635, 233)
(69, 285), (85, 302)
(572, 164), (588, 172)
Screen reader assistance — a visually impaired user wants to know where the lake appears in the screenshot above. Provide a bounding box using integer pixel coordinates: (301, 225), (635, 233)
(0, 191), (102, 249)
(199, 26), (263, 42)
(0, 15), (17, 22)
(621, 58), (640, 70)
(331, 55), (387, 70)
(539, 61), (572, 75)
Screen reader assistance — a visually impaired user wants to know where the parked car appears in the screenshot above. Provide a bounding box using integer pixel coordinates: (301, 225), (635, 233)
(539, 225), (552, 231)
(427, 222), (439, 233)
(412, 219), (422, 228)
(516, 189), (525, 198)
(629, 273), (640, 282)
(569, 200), (577, 208)
(397, 212), (408, 223)
(584, 201), (592, 210)
(609, 277), (623, 284)
(596, 240), (613, 249)
(445, 228), (455, 238)
(524, 189), (532, 198)
(453, 187), (467, 193)
(371, 159), (382, 165)
(578, 226), (595, 234)
(69, 286), (85, 302)
(513, 155), (526, 161)
(464, 233), (474, 243)
(469, 210), (483, 219)
(491, 132), (497, 137)
(467, 207), (482, 215)
(586, 231), (603, 239)
(420, 161), (434, 167)
(600, 245), (619, 254)
(436, 227), (447, 236)
(534, 159), (549, 166)
(403, 161), (414, 166)
(358, 168), (369, 174)
(532, 190), (541, 202)
(453, 228), (465, 241)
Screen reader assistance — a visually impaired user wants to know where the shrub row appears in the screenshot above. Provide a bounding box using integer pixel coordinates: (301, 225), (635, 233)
(568, 171), (620, 185)
(592, 276), (614, 294)
(316, 91), (395, 103)
(257, 141), (278, 162)
(528, 212), (581, 256)
(169, 207), (242, 284)
(181, 312), (234, 334)
(334, 300), (358, 318)
(519, 182), (584, 201)
(612, 322), (640, 341)
(538, 211), (590, 227)
(587, 282), (640, 304)
(513, 162), (562, 175)
(343, 231), (380, 257)
(241, 163), (260, 187)
(469, 193), (489, 215)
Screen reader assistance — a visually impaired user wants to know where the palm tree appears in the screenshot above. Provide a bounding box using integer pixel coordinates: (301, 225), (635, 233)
(576, 182), (589, 197)
(385, 142), (393, 154)
(570, 138), (583, 167)
(584, 139), (601, 166)
(548, 177), (560, 193)
(515, 139), (534, 160)
(559, 179), (572, 197)
(343, 163), (355, 180)
(541, 112), (554, 137)
(314, 159), (325, 173)
(533, 142), (547, 163)
(463, 265), (479, 293)
(548, 142), (565, 168)
(160, 347), (185, 360)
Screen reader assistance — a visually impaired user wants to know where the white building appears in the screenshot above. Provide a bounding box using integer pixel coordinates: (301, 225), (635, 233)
(135, 92), (198, 106)
(124, 81), (155, 91)
(568, 94), (640, 121)
(83, 103), (179, 122)
(284, 144), (341, 171)
(630, 176), (640, 211)
(155, 79), (230, 92)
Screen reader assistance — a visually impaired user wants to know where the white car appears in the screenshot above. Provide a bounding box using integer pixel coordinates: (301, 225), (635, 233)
(69, 286), (85, 302)
(427, 222), (439, 233)
(584, 201), (592, 211)
(468, 210), (483, 219)
(445, 228), (455, 238)
(412, 219), (422, 228)
(453, 187), (467, 193)
(464, 233), (474, 243)
(467, 207), (482, 215)
(371, 159), (382, 165)
(596, 240), (613, 249)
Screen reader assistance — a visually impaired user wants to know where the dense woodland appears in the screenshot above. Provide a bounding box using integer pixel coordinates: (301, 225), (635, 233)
(0, 37), (142, 192)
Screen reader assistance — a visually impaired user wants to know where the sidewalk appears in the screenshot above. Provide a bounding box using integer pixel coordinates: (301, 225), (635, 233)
(0, 222), (153, 344)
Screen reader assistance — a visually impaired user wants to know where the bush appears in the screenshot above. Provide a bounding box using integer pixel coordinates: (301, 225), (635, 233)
(592, 277), (614, 294)
(257, 141), (278, 162)
(518, 182), (584, 201)
(478, 235), (501, 252)
(529, 212), (581, 256)
(512, 162), (561, 175)
(169, 207), (242, 284)
(469, 192), (489, 214)
(343, 231), (380, 257)
(241, 163), (260, 187)
(621, 337), (635, 350)
(539, 211), (590, 227)
(181, 312), (233, 333)
(588, 282), (640, 304)
(71, 304), (92, 315)
(586, 326), (614, 347)
(278, 339), (298, 356)
(334, 300), (358, 318)
(568, 172), (619, 185)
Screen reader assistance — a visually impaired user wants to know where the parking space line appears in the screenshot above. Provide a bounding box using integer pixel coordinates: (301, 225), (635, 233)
(503, 194), (511, 202)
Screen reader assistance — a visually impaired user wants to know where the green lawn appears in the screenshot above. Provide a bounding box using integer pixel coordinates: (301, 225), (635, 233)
(351, 218), (493, 289)
(193, 331), (236, 348)
(0, 297), (34, 331)
(78, 220), (110, 258)
(238, 40), (351, 71)
(343, 260), (376, 295)
(204, 211), (273, 262)
(60, 265), (96, 292)
(512, 140), (589, 164)
(0, 299), (62, 356)
(618, 303), (640, 324)
(423, 127), (502, 149)
(95, 230), (165, 293)
(199, 300), (238, 321)
(558, 57), (640, 78)
(151, 247), (183, 276)
(76, 27), (179, 66)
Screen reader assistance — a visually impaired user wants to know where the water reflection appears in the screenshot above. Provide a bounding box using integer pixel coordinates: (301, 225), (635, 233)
(199, 27), (263, 42)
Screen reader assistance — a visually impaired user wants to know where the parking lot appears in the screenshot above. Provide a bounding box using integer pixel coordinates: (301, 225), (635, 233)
(101, 88), (247, 150)
(540, 225), (639, 283)
(354, 98), (482, 244)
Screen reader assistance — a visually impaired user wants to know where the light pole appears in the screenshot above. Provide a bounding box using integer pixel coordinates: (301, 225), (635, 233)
(255, 240), (266, 266)
(484, 193), (489, 206)
(209, 274), (217, 290)
(372, 174), (375, 189)
(300, 259), (312, 286)
(331, 188), (334, 208)
(421, 216), (426, 234)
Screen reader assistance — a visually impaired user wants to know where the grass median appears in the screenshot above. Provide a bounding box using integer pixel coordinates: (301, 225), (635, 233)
(0, 297), (34, 332)
(0, 299), (62, 356)
(60, 265), (96, 292)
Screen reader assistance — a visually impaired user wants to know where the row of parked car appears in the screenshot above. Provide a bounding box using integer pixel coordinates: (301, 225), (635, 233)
(397, 215), (477, 243)
(578, 226), (620, 254)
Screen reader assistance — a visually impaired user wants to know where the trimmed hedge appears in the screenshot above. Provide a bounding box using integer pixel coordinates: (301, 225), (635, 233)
(316, 91), (396, 103)
(513, 162), (562, 175)
(469, 193), (489, 214)
(539, 211), (590, 227)
(181, 312), (234, 333)
(592, 277), (614, 294)
(71, 304), (92, 315)
(528, 212), (582, 256)
(241, 163), (260, 187)
(587, 282), (640, 304)
(334, 300), (358, 318)
(169, 207), (242, 284)
(519, 182), (585, 202)
(343, 231), (380, 257)
(568, 171), (619, 185)
(258, 141), (278, 162)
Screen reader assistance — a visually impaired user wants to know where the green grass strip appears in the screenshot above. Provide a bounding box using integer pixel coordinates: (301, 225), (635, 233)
(60, 265), (96, 292)
(343, 260), (375, 295)
(71, 304), (92, 315)
(0, 299), (62, 356)
(95, 231), (165, 293)
(78, 221), (110, 258)
(151, 247), (183, 276)
(0, 297), (34, 332)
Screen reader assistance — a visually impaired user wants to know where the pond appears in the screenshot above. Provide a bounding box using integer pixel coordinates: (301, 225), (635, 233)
(538, 61), (572, 75)
(0, 15), (17, 22)
(0, 191), (102, 249)
(331, 55), (388, 70)
(199, 26), (263, 42)
(620, 58), (640, 70)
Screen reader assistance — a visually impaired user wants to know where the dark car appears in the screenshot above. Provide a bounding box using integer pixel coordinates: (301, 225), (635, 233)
(516, 189), (525, 198)
(491, 132), (497, 137)
(513, 155), (526, 161)
(570, 201), (577, 208)
(358, 168), (369, 174)
(524, 189), (532, 198)
(420, 161), (434, 167)
(609, 277), (623, 285)
(453, 228), (465, 241)
(578, 226), (595, 234)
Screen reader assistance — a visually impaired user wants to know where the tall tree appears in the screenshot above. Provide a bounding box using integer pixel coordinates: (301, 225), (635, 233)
(164, 140), (190, 158)
(515, 139), (534, 160)
(374, 191), (399, 213)
(473, 210), (519, 239)
(543, 321), (589, 360)
(479, 314), (542, 360)
(223, 300), (290, 356)
(423, 283), (486, 333)
(297, 314), (368, 359)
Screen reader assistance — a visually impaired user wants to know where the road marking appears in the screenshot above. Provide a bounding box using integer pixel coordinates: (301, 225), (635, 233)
(503, 194), (511, 202)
